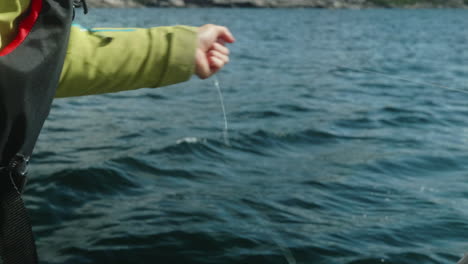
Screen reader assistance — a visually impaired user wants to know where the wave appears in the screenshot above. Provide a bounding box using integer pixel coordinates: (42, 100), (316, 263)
(361, 154), (466, 177)
(232, 110), (288, 119)
(109, 156), (219, 180)
(32, 167), (140, 194)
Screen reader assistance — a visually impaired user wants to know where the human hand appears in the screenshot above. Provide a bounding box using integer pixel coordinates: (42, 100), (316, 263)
(195, 24), (235, 79)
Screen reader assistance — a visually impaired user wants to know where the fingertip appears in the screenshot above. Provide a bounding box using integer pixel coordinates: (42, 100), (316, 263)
(219, 27), (236, 43)
(228, 33), (236, 43)
(209, 50), (230, 64)
(209, 56), (224, 70)
(225, 34), (236, 43)
(213, 43), (230, 55)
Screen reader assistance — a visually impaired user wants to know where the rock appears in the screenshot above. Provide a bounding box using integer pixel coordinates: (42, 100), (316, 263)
(85, 0), (468, 8)
(169, 0), (186, 7)
(88, 0), (142, 7)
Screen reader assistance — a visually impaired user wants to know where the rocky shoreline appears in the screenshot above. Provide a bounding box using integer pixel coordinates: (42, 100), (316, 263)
(86, 0), (468, 8)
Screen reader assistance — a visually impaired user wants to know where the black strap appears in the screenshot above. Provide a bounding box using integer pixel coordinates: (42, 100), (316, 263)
(73, 0), (88, 14)
(0, 158), (38, 264)
(0, 0), (76, 262)
(72, 0), (88, 19)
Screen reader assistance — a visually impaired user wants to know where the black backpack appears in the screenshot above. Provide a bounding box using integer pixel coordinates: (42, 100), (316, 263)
(0, 0), (78, 263)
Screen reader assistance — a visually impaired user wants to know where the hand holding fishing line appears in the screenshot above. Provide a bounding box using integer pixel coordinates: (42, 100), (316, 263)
(195, 24), (235, 79)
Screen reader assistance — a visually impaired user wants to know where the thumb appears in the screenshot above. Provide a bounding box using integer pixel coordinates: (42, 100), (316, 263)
(216, 26), (236, 44)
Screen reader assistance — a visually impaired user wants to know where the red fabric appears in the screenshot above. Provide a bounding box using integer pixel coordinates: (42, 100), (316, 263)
(0, 0), (43, 56)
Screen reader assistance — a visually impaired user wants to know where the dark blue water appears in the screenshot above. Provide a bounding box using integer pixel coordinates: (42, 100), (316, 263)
(28, 8), (468, 263)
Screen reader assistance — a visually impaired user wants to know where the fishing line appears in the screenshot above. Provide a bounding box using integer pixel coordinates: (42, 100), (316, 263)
(253, 207), (298, 264)
(271, 235), (297, 264)
(212, 77), (295, 262)
(310, 59), (468, 95)
(214, 76), (230, 146)
(209, 56), (467, 264)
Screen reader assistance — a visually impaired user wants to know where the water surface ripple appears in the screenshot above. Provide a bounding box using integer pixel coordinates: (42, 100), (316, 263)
(28, 8), (468, 264)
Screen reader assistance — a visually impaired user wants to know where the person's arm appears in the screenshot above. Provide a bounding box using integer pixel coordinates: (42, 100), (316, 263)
(56, 25), (198, 98)
(1, 0), (235, 98)
(57, 23), (235, 98)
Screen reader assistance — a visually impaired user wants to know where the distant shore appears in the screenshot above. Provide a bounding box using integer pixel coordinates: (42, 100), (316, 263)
(86, 0), (468, 8)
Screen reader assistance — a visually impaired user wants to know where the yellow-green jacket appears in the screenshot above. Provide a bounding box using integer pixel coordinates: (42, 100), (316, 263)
(0, 0), (197, 98)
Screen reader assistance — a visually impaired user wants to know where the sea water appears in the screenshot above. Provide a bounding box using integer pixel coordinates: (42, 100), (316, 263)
(29, 8), (468, 264)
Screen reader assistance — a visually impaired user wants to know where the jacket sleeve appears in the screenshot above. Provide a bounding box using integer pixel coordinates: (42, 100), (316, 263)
(0, 0), (30, 50)
(55, 25), (198, 98)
